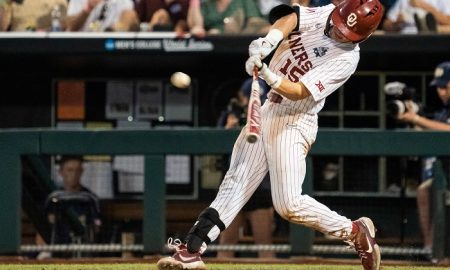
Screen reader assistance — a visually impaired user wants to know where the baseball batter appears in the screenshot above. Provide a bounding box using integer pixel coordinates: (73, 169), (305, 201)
(158, 1), (384, 270)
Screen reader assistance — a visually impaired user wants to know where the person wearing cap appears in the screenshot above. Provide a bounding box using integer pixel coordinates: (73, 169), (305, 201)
(216, 78), (269, 129)
(397, 61), (450, 260)
(398, 61), (450, 130)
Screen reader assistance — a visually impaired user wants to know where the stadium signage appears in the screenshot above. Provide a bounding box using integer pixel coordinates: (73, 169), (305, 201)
(105, 38), (214, 52)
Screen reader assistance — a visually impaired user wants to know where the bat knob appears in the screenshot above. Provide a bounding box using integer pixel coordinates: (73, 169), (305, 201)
(246, 134), (258, 143)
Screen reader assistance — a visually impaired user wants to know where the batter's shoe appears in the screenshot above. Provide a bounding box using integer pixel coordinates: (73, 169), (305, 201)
(346, 217), (381, 270)
(157, 238), (206, 270)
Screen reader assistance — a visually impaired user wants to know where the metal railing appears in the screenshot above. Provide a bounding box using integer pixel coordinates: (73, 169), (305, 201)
(0, 128), (448, 258)
(20, 243), (431, 257)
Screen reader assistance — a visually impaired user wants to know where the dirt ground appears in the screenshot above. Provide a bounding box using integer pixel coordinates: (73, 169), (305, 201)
(0, 255), (448, 267)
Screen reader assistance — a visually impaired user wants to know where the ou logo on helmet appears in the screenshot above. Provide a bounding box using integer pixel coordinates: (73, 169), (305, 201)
(346, 13), (358, 27)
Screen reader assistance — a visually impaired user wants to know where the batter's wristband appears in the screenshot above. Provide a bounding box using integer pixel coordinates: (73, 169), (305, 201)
(265, 29), (283, 46)
(261, 64), (281, 89)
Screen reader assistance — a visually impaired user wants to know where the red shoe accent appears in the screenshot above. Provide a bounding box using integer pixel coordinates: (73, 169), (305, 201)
(347, 217), (381, 270)
(157, 238), (205, 270)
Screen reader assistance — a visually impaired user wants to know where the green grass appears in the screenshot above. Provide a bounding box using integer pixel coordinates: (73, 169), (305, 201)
(0, 264), (447, 270)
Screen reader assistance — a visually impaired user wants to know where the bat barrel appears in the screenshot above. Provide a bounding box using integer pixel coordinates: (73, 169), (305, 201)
(246, 72), (262, 144)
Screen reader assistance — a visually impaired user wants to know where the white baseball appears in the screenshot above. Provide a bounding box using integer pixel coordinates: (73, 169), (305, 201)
(170, 72), (191, 89)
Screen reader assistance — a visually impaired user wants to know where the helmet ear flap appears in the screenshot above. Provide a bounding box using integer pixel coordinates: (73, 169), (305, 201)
(323, 11), (333, 38)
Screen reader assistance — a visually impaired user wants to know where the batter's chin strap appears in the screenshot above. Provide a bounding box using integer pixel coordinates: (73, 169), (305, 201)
(185, 207), (225, 253)
(269, 4), (300, 31)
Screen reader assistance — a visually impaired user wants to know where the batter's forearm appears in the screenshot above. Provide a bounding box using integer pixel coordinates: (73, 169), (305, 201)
(274, 79), (311, 101)
(270, 12), (297, 38)
(256, 60), (311, 101)
(259, 64), (311, 100)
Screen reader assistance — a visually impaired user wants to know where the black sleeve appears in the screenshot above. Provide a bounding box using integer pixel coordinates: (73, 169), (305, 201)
(268, 4), (300, 31)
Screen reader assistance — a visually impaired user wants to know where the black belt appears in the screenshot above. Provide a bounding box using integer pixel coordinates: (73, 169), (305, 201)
(269, 93), (283, 103)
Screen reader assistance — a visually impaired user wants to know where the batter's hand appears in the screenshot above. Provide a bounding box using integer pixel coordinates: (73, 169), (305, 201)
(245, 55), (262, 76)
(249, 37), (276, 59)
(248, 29), (283, 59)
(245, 56), (281, 88)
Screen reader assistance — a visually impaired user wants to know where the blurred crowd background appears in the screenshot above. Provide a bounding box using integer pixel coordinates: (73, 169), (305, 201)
(0, 0), (449, 34)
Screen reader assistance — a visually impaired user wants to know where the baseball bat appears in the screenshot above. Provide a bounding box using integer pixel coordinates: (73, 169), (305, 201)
(246, 68), (262, 143)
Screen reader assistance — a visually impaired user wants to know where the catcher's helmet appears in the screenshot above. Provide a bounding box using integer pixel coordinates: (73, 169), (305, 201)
(331, 0), (384, 43)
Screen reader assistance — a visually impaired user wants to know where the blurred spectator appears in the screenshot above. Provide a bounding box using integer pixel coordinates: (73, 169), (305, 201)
(135, 0), (189, 32)
(256, 1), (337, 19)
(0, 0), (67, 31)
(66, 0), (139, 32)
(216, 78), (269, 128)
(397, 61), (450, 258)
(192, 0), (270, 35)
(187, 0), (205, 35)
(318, 162), (339, 191)
(292, 0), (335, 7)
(256, 0), (289, 18)
(38, 155), (101, 259)
(382, 0), (450, 33)
(216, 78), (275, 258)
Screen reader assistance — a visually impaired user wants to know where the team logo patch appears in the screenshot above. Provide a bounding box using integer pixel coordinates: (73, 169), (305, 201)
(315, 81), (325, 92)
(346, 12), (358, 27)
(313, 47), (328, 57)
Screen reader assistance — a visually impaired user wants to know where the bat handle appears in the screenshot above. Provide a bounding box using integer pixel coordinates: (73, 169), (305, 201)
(253, 66), (259, 80)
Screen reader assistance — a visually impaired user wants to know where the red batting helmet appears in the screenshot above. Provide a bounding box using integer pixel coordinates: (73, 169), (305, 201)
(331, 0), (384, 43)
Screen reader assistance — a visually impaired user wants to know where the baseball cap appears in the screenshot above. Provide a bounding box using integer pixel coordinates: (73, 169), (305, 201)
(430, 61), (450, 88)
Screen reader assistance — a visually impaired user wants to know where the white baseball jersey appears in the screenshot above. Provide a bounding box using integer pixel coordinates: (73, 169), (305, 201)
(68, 0), (134, 31)
(270, 4), (359, 114)
(207, 4), (356, 246)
